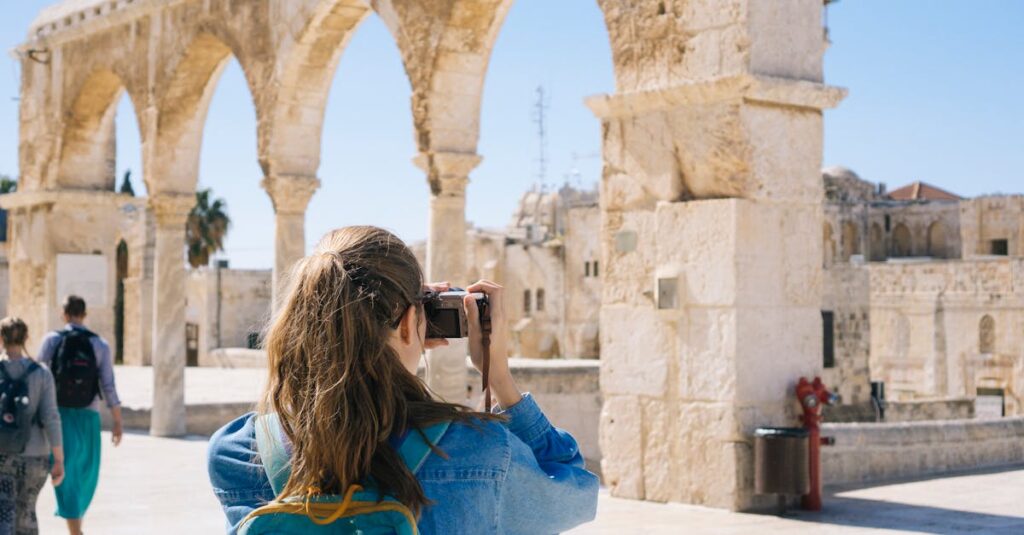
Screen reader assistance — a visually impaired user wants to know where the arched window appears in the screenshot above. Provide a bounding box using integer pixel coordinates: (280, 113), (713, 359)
(841, 221), (860, 261)
(823, 222), (835, 267)
(891, 223), (913, 257)
(927, 221), (946, 258)
(979, 315), (995, 354)
(869, 223), (886, 261)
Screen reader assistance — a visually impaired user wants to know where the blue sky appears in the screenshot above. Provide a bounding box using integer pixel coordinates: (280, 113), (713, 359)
(0, 1), (1021, 269)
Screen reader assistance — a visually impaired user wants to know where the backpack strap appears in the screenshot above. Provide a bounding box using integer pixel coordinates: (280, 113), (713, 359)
(254, 414), (451, 496)
(397, 422), (450, 474)
(254, 413), (291, 497)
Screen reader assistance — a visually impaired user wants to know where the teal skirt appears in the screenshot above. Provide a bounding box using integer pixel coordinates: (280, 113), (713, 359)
(53, 407), (101, 519)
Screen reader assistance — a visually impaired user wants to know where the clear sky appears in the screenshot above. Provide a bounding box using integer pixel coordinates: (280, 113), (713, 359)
(0, 1), (1021, 269)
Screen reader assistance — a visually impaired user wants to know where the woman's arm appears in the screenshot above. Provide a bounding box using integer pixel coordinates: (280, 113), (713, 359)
(496, 394), (600, 534)
(94, 338), (124, 445)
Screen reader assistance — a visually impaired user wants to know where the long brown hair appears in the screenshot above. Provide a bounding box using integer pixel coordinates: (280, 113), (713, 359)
(260, 226), (492, 514)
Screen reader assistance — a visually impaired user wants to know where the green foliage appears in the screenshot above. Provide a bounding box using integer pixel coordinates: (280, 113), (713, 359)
(0, 175), (17, 194)
(186, 189), (231, 268)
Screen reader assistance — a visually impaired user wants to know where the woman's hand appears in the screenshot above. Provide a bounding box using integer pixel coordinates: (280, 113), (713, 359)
(422, 282), (450, 350)
(464, 280), (521, 409)
(51, 458), (65, 487)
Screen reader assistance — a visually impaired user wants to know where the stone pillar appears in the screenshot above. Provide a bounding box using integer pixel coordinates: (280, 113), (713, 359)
(415, 152), (482, 403)
(149, 193), (194, 437)
(262, 175), (320, 306)
(588, 74), (845, 511)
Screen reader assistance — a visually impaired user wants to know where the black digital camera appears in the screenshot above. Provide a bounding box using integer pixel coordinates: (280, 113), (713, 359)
(422, 289), (488, 339)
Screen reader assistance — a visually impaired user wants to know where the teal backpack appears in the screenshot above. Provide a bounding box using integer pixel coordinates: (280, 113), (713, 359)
(239, 414), (449, 535)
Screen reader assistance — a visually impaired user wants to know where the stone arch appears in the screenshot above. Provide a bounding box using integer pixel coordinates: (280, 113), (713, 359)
(151, 33), (262, 194)
(841, 220), (859, 261)
(979, 315), (996, 354)
(927, 221), (947, 258)
(822, 222), (835, 267)
(57, 70), (144, 190)
(869, 222), (886, 261)
(266, 0), (373, 177)
(891, 223), (913, 257)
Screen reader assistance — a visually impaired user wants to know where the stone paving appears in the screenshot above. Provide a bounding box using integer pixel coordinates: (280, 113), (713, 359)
(32, 430), (1024, 534)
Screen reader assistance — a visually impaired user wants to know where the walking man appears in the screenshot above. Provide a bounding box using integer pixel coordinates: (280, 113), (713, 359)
(38, 295), (123, 535)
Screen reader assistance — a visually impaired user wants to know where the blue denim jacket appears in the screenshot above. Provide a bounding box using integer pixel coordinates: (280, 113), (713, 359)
(207, 394), (599, 534)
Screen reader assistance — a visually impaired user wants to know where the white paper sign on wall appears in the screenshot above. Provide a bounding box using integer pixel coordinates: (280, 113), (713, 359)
(56, 254), (108, 306)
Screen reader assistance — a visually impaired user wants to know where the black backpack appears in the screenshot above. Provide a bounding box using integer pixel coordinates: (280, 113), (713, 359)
(52, 327), (100, 408)
(0, 361), (40, 454)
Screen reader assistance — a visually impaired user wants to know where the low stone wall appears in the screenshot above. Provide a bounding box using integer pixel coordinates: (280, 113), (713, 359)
(824, 397), (974, 423)
(822, 417), (1024, 486)
(99, 402), (256, 436)
(885, 398), (974, 422)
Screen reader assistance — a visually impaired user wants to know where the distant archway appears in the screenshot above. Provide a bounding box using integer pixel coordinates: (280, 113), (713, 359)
(979, 315), (995, 354)
(927, 221), (947, 258)
(823, 222), (835, 267)
(113, 239), (128, 364)
(869, 223), (886, 261)
(841, 221), (860, 261)
(891, 223), (913, 257)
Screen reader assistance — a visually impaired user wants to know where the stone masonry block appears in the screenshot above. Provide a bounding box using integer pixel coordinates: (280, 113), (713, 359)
(601, 209), (657, 307)
(600, 305), (675, 397)
(600, 395), (645, 499)
(678, 307), (737, 401)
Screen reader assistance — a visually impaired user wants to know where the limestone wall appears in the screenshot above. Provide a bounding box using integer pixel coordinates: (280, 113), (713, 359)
(187, 268), (271, 366)
(960, 195), (1024, 258)
(822, 417), (1024, 486)
(869, 258), (1024, 414)
(822, 265), (871, 404)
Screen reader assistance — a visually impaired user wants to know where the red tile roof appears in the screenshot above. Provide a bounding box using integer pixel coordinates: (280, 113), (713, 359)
(888, 181), (962, 201)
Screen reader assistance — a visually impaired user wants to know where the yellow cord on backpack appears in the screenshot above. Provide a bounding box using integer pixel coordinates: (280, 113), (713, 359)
(305, 484), (362, 525)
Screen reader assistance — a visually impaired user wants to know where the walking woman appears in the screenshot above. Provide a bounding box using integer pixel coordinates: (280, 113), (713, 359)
(208, 226), (598, 534)
(0, 317), (64, 535)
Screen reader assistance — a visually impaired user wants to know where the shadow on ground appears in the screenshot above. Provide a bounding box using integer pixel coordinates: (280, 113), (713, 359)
(784, 465), (1024, 534)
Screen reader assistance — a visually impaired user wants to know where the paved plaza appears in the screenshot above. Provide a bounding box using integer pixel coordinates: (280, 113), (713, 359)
(32, 429), (1024, 534)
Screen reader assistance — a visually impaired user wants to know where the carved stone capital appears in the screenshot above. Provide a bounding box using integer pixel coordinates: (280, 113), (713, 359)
(262, 174), (320, 214)
(414, 152), (482, 197)
(149, 193), (194, 227)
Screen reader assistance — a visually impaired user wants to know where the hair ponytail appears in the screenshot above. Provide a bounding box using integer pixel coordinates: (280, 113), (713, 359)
(260, 226), (494, 514)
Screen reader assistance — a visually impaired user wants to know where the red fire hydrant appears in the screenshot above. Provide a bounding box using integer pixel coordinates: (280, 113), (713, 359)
(795, 377), (838, 511)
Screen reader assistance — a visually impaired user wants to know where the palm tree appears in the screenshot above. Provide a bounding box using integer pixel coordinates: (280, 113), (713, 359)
(0, 175), (16, 194)
(186, 188), (230, 268)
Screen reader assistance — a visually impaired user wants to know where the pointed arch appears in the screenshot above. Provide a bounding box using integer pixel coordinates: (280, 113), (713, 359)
(841, 220), (859, 261)
(823, 221), (835, 267)
(151, 33), (263, 194)
(979, 315), (996, 354)
(58, 70), (145, 190)
(927, 221), (947, 258)
(266, 0), (372, 178)
(869, 222), (886, 261)
(891, 223), (913, 257)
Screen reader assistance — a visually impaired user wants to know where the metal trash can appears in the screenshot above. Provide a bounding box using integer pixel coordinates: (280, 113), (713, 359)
(753, 427), (810, 495)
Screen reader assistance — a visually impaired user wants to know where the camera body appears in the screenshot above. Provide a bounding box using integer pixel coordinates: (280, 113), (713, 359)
(423, 289), (487, 339)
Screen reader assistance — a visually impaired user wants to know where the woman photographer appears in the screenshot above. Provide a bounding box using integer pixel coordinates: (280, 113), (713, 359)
(207, 226), (598, 534)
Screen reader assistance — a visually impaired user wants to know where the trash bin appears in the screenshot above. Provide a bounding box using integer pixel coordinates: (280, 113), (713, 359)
(753, 427), (810, 495)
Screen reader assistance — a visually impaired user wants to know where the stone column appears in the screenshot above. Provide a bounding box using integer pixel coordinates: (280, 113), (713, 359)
(415, 152), (482, 404)
(588, 75), (845, 510)
(149, 193), (194, 437)
(262, 175), (320, 306)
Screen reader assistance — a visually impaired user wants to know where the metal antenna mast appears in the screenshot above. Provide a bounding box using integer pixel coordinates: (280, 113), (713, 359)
(532, 86), (549, 189)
